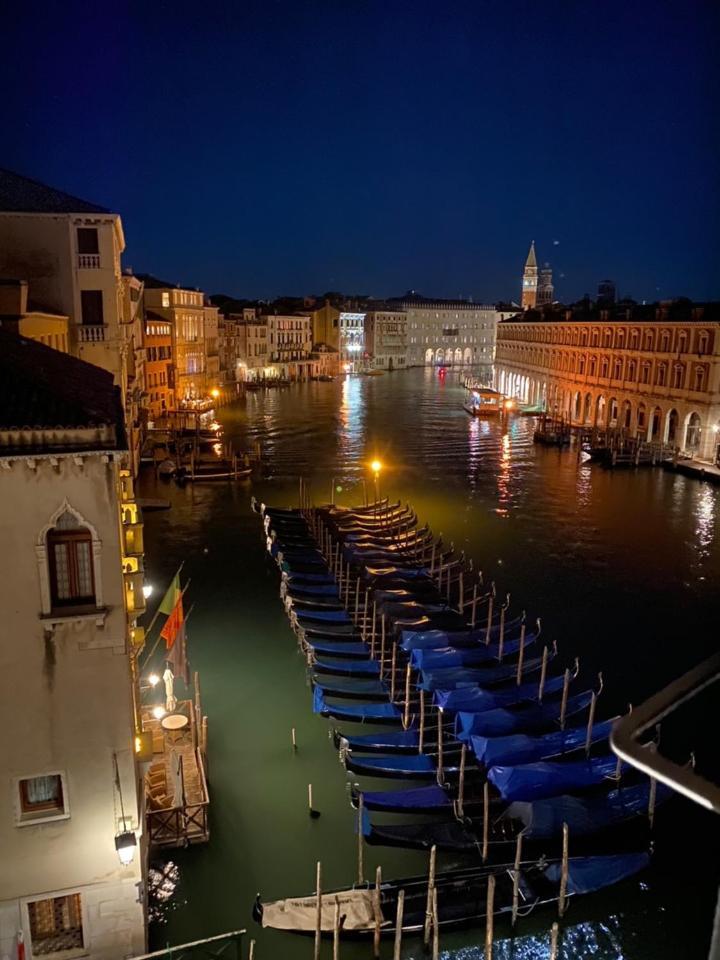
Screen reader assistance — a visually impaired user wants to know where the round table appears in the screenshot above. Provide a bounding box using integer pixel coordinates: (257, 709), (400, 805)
(161, 713), (189, 743)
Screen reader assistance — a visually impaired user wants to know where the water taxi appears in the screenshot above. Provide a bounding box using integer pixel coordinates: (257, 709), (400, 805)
(463, 387), (506, 416)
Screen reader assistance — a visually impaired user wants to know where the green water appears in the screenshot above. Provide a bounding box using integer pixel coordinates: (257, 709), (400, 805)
(140, 368), (719, 959)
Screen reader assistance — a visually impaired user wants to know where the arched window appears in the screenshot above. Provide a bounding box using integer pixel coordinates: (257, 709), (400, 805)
(694, 365), (706, 392)
(645, 331), (654, 351)
(47, 510), (95, 607)
(672, 364), (685, 390)
(640, 362), (651, 384)
(697, 331), (710, 354)
(660, 330), (670, 352)
(603, 328), (612, 347)
(600, 356), (609, 378)
(578, 355), (586, 374)
(581, 330), (588, 347)
(613, 358), (623, 380)
(627, 360), (637, 381)
(589, 356), (597, 376)
(677, 331), (688, 354)
(629, 329), (639, 349)
(591, 329), (599, 347)
(616, 329), (626, 349)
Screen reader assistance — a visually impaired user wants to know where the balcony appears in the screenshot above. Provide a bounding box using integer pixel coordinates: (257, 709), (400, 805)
(78, 325), (107, 343)
(77, 254), (101, 269)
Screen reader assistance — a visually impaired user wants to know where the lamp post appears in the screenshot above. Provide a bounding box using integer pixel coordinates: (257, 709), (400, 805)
(113, 753), (137, 866)
(370, 460), (382, 514)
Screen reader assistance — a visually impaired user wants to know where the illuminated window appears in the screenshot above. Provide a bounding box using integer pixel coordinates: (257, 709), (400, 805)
(28, 894), (84, 956)
(162, 292), (170, 307)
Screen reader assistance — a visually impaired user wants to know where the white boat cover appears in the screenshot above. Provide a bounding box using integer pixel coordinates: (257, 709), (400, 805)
(262, 889), (381, 931)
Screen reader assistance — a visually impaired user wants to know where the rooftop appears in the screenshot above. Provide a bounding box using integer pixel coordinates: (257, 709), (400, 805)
(390, 292), (495, 310)
(0, 168), (110, 214)
(0, 331), (126, 453)
(500, 299), (720, 325)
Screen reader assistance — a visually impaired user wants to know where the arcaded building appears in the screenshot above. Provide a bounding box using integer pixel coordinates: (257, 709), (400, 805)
(494, 300), (720, 461)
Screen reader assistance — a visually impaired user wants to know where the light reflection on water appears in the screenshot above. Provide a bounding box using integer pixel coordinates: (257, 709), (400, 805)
(142, 368), (719, 960)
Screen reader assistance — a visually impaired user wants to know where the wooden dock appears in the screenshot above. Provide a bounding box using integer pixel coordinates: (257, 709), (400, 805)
(142, 680), (209, 848)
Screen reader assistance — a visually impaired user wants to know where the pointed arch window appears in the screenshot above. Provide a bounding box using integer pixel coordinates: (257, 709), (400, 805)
(47, 511), (95, 607)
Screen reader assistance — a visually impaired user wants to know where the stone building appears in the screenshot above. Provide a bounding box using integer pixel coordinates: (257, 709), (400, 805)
(521, 241), (538, 309)
(266, 313), (314, 380)
(144, 311), (173, 422)
(0, 334), (147, 960)
(0, 169), (144, 471)
(139, 277), (208, 406)
(494, 299), (720, 460)
(397, 294), (497, 367)
(339, 311), (366, 371)
(364, 305), (408, 370)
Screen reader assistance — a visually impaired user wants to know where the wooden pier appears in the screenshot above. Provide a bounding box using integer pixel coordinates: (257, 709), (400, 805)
(141, 677), (209, 848)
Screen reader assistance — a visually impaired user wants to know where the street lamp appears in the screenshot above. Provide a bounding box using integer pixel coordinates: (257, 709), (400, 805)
(370, 459), (382, 511)
(211, 388), (220, 400)
(113, 753), (137, 866)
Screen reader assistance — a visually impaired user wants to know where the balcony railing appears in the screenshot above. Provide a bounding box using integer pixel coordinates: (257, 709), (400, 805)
(77, 254), (101, 269)
(78, 325), (107, 343)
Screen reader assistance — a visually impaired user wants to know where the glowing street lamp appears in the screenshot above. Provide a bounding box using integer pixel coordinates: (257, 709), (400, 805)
(370, 459), (382, 508)
(147, 673), (160, 687)
(142, 583), (154, 600)
(211, 388), (220, 400)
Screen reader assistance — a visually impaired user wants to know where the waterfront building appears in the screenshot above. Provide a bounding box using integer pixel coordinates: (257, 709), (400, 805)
(218, 313), (243, 394)
(203, 302), (220, 395)
(144, 311), (174, 422)
(0, 278), (69, 352)
(364, 305), (408, 370)
(494, 299), (720, 460)
(521, 241), (538, 309)
(339, 310), (366, 371)
(0, 169), (144, 471)
(397, 294), (497, 367)
(537, 263), (554, 306)
(307, 300), (341, 352)
(140, 277), (208, 405)
(0, 333), (147, 960)
(266, 312), (314, 380)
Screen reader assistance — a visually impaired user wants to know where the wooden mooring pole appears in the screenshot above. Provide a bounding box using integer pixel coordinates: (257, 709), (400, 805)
(516, 617), (527, 684)
(485, 874), (496, 960)
(558, 822), (569, 918)
(511, 833), (523, 927)
(314, 860), (322, 960)
(423, 844), (437, 947)
(392, 890), (405, 960)
(550, 922), (560, 960)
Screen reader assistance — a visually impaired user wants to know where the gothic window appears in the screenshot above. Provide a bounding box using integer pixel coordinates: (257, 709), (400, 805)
(600, 356), (608, 378)
(47, 512), (94, 607)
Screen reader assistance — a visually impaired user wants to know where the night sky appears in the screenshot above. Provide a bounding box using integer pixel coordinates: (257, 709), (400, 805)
(3, 1), (719, 302)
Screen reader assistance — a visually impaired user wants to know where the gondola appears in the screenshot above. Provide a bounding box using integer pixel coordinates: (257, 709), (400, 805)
(362, 781), (671, 856)
(253, 852), (650, 938)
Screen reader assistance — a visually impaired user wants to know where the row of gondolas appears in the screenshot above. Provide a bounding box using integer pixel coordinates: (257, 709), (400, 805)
(250, 495), (671, 942)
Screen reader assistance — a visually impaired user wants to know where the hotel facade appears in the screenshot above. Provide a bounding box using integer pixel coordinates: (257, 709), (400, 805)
(397, 295), (504, 367)
(494, 301), (720, 461)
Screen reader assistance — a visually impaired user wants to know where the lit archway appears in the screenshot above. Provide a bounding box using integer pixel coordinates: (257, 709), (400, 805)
(684, 412), (702, 451)
(665, 408), (679, 444)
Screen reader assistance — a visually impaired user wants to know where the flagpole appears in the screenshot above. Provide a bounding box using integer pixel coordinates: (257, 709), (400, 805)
(139, 578), (191, 671)
(142, 562), (186, 640)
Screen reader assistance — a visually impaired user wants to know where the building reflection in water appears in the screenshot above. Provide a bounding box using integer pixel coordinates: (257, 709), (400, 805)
(495, 430), (511, 516)
(338, 374), (365, 477)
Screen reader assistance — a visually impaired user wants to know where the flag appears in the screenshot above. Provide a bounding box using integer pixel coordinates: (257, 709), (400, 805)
(168, 620), (190, 685)
(160, 594), (184, 650)
(158, 573), (181, 616)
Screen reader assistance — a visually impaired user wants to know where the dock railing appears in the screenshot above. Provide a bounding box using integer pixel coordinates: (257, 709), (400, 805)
(129, 930), (247, 960)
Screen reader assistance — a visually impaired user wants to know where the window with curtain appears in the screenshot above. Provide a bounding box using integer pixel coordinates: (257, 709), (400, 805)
(28, 894), (84, 955)
(47, 512), (95, 607)
(20, 774), (65, 816)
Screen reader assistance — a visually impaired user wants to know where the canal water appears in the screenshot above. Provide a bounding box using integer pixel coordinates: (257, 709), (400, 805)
(139, 368), (719, 959)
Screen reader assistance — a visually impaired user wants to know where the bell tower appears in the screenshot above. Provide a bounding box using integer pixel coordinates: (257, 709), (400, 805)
(521, 241), (538, 309)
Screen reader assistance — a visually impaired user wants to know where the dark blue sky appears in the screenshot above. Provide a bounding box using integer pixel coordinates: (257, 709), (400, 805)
(3, 1), (718, 302)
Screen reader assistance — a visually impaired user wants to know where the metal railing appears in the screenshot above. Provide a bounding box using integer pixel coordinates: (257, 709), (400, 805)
(129, 930), (246, 960)
(611, 652), (720, 959)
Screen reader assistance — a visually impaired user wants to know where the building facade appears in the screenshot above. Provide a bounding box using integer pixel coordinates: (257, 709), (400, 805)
(0, 170), (144, 471)
(266, 313), (314, 380)
(203, 303), (220, 396)
(399, 295), (497, 367)
(0, 334), (147, 960)
(338, 311), (366, 371)
(494, 301), (720, 460)
(140, 280), (207, 406)
(364, 307), (408, 370)
(537, 264), (554, 306)
(144, 312), (173, 422)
